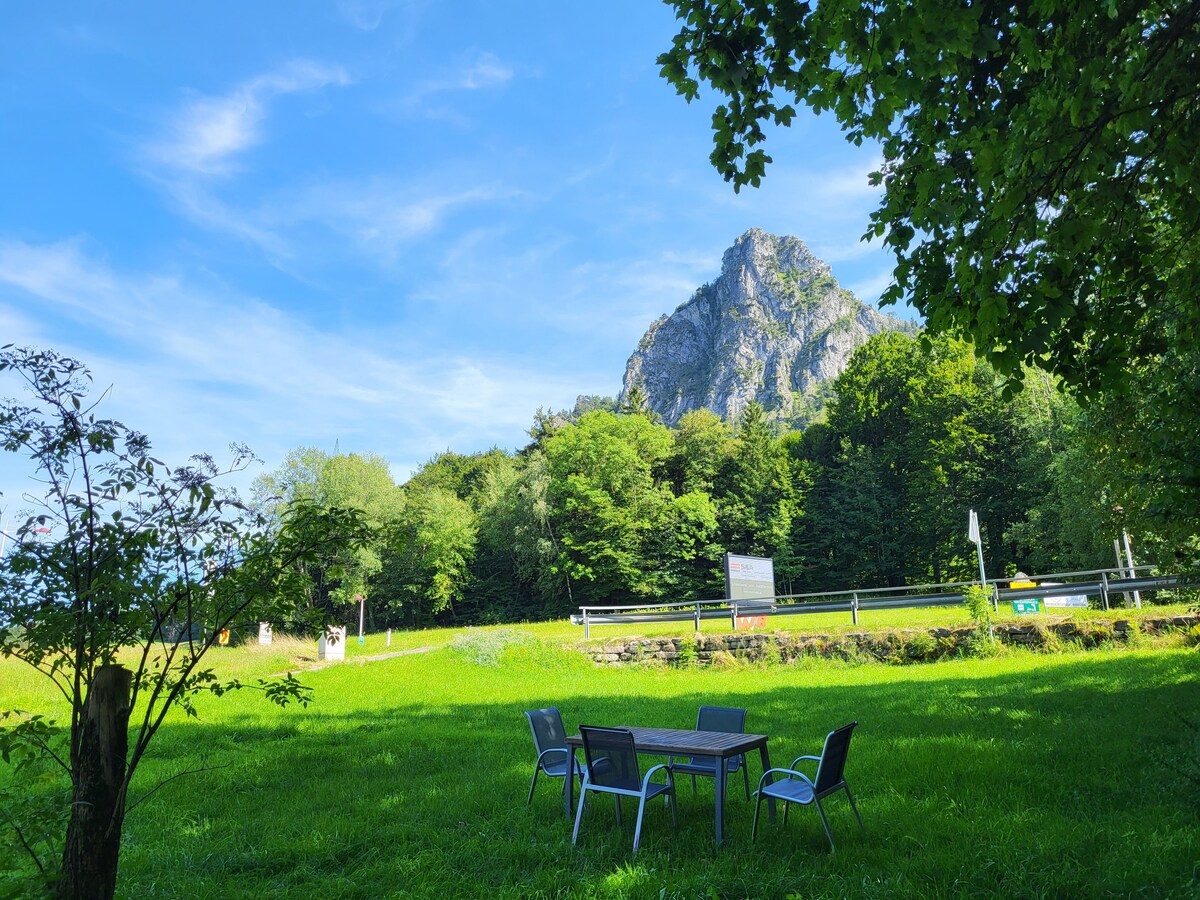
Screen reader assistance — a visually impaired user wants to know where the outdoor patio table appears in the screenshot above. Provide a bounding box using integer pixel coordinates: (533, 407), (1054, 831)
(565, 726), (775, 844)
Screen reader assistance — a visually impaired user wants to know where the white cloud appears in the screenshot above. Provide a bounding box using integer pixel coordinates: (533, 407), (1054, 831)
(456, 54), (513, 90)
(288, 179), (516, 264)
(136, 59), (521, 270)
(396, 52), (516, 118)
(338, 0), (393, 31)
(135, 61), (355, 263)
(149, 179), (293, 260)
(144, 60), (351, 178)
(0, 239), (574, 495)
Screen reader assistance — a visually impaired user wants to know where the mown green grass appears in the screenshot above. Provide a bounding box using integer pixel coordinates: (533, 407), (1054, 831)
(2, 609), (1198, 898)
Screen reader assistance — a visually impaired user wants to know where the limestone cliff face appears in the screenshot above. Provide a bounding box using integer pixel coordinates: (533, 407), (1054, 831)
(621, 228), (915, 427)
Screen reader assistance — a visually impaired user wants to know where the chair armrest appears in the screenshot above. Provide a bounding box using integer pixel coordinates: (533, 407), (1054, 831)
(788, 754), (821, 769)
(755, 767), (815, 793)
(536, 747), (568, 767)
(643, 763), (674, 789)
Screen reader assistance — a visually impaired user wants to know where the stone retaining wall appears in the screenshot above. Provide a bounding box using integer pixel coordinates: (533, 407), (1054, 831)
(578, 615), (1200, 666)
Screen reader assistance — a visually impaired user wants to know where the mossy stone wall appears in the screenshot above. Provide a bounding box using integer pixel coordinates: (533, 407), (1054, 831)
(577, 615), (1200, 665)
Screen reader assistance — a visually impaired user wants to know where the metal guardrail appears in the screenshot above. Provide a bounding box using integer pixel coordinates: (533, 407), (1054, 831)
(570, 567), (1196, 638)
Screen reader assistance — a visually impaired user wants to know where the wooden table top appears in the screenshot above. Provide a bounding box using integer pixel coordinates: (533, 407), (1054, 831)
(565, 726), (768, 758)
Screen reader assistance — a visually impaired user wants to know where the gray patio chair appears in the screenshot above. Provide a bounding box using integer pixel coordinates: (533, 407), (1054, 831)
(524, 707), (582, 806)
(751, 720), (864, 850)
(668, 705), (751, 800)
(572, 725), (678, 854)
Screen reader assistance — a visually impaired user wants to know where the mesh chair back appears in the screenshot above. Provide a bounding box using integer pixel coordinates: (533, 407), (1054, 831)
(579, 726), (642, 792)
(526, 707), (569, 756)
(696, 706), (747, 735)
(814, 721), (858, 794)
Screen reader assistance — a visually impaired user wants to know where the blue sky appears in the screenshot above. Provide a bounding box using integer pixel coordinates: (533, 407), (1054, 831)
(0, 1), (907, 507)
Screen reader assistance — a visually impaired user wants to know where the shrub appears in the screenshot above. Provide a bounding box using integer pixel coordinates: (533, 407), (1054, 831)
(937, 633), (965, 657)
(756, 636), (782, 666)
(904, 631), (936, 661)
(675, 636), (699, 666)
(1120, 619), (1145, 648)
(1086, 622), (1116, 648)
(1035, 623), (1067, 653)
(709, 650), (742, 670)
(963, 584), (999, 654)
(447, 628), (540, 666)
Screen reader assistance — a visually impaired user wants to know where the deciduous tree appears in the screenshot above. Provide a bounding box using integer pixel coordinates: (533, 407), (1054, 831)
(659, 0), (1200, 540)
(254, 448), (402, 628)
(0, 347), (362, 899)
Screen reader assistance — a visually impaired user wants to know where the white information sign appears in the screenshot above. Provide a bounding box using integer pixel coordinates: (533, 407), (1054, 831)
(724, 553), (775, 602)
(258, 622), (273, 645)
(1045, 594), (1090, 608)
(1040, 583), (1090, 608)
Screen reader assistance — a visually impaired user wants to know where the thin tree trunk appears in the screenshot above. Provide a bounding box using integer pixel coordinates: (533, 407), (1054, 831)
(60, 664), (132, 900)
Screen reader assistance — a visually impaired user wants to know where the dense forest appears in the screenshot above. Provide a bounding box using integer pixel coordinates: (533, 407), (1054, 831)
(253, 331), (1198, 631)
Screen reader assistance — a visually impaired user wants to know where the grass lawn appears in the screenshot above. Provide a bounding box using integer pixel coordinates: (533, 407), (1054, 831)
(2, 609), (1198, 898)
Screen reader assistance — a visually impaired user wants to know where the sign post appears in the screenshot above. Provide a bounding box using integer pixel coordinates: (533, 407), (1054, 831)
(724, 553), (775, 629)
(1122, 531), (1142, 609)
(968, 509), (994, 611)
(357, 594), (365, 645)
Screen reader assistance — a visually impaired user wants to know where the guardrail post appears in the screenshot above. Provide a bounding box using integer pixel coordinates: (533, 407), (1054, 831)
(1100, 573), (1110, 611)
(851, 592), (859, 626)
(583, 610), (590, 640)
(694, 603), (700, 633)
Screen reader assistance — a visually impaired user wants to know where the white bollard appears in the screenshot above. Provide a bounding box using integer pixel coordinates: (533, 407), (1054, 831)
(318, 625), (347, 661)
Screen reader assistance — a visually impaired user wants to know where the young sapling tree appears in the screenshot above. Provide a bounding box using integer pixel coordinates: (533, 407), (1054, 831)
(0, 346), (364, 899)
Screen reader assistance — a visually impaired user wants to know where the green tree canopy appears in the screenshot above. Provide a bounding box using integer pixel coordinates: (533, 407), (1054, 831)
(253, 448), (402, 615)
(377, 486), (477, 626)
(542, 411), (694, 604)
(659, 0), (1200, 542)
(659, 0), (1199, 388)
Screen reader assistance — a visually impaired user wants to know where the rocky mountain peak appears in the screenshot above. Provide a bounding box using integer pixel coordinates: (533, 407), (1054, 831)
(621, 229), (915, 428)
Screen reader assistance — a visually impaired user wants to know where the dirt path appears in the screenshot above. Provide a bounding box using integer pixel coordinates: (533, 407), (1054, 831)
(270, 644), (437, 678)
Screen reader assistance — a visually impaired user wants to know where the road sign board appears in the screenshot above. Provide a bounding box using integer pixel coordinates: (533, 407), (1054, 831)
(724, 553), (775, 601)
(1012, 600), (1041, 615)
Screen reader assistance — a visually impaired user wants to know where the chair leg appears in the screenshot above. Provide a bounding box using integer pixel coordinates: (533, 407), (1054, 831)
(632, 797), (647, 854)
(844, 785), (865, 832)
(751, 792), (763, 841)
(526, 766), (541, 806)
(741, 760), (751, 801)
(691, 774), (697, 796)
(814, 799), (835, 851)
(572, 788), (588, 846)
(614, 794), (623, 826)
